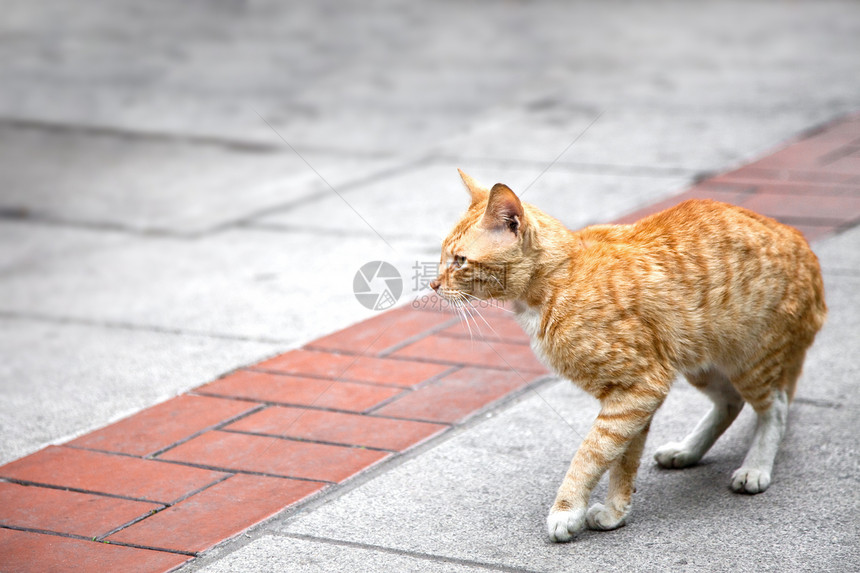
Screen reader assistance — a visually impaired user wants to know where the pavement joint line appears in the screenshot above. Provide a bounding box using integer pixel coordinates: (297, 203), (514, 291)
(239, 367), (417, 390)
(218, 428), (398, 454)
(96, 539), (197, 557)
(1, 152), (433, 240)
(0, 210), (199, 238)
(429, 154), (702, 178)
(187, 392), (459, 426)
(95, 506), (172, 543)
(364, 372), (559, 423)
(372, 315), (465, 357)
(0, 310), (294, 345)
(145, 404), (268, 459)
(160, 473), (235, 509)
(352, 384), (416, 415)
(834, 219), (860, 234)
(189, 390), (438, 418)
(235, 221), (442, 242)
(0, 477), (174, 506)
(520, 109), (606, 199)
(356, 350), (550, 375)
(437, 331), (533, 346)
(0, 116), (398, 160)
(254, 109), (399, 252)
(1, 524), (199, 558)
(223, 153), (434, 228)
(146, 457), (337, 486)
(792, 397), (852, 410)
(280, 532), (545, 573)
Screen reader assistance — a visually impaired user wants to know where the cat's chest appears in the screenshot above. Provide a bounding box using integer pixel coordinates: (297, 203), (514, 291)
(514, 305), (552, 366)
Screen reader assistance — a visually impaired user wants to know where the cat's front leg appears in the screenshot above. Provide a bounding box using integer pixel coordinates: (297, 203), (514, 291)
(547, 389), (663, 542)
(586, 422), (650, 530)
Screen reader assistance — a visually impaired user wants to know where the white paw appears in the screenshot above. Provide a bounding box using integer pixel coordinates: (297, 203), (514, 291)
(730, 467), (771, 494)
(585, 503), (627, 531)
(654, 442), (700, 469)
(546, 509), (585, 543)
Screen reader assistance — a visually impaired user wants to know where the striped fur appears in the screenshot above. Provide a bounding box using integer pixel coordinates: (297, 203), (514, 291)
(435, 172), (827, 542)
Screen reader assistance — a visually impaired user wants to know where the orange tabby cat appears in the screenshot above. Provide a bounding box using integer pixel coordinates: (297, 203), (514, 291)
(431, 170), (826, 542)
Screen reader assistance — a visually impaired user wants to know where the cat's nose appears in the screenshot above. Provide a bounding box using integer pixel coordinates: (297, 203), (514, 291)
(429, 278), (441, 292)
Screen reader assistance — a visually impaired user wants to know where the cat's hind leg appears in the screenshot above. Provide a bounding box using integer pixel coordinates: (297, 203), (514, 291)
(730, 389), (788, 493)
(729, 346), (805, 494)
(654, 368), (744, 469)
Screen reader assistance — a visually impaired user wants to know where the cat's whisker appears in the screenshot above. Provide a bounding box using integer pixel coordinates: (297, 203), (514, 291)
(465, 300), (502, 340)
(455, 292), (485, 342)
(488, 275), (504, 289)
(452, 296), (474, 341)
(458, 295), (479, 342)
(461, 300), (483, 340)
(461, 291), (515, 314)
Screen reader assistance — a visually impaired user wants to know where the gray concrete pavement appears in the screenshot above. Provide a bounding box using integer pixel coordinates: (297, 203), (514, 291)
(1, 0), (859, 570)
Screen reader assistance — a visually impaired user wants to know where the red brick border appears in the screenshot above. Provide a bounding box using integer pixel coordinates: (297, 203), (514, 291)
(2, 113), (859, 572)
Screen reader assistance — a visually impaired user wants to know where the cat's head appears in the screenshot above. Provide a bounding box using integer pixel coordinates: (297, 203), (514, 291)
(430, 170), (537, 303)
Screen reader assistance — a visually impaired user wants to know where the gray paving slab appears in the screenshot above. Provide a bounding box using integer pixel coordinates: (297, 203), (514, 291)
(276, 375), (856, 572)
(530, 1), (860, 112)
(0, 0), (550, 155)
(813, 227), (860, 276)
(5, 1), (857, 158)
(799, 273), (860, 408)
(0, 318), (281, 465)
(0, 125), (392, 234)
(251, 162), (690, 242)
(435, 107), (835, 173)
(0, 226), (425, 344)
(0, 220), (132, 274)
(192, 535), (504, 573)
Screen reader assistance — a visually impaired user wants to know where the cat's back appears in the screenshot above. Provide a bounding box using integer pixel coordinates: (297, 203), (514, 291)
(564, 199), (826, 375)
(634, 199), (823, 310)
(632, 199), (797, 246)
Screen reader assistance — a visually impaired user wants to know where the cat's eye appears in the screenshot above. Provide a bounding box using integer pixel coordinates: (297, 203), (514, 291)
(453, 255), (466, 268)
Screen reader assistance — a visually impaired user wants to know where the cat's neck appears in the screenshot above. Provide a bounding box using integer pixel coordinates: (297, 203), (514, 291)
(519, 219), (583, 310)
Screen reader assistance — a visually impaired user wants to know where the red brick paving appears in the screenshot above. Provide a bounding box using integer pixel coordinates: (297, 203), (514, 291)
(307, 305), (457, 354)
(373, 366), (540, 424)
(250, 348), (452, 387)
(158, 430), (388, 483)
(0, 446), (227, 504)
(196, 370), (404, 412)
(0, 481), (160, 539)
(391, 334), (549, 373)
(438, 310), (530, 344)
(616, 113), (860, 237)
(106, 474), (323, 554)
(0, 528), (190, 573)
(2, 113), (859, 572)
(226, 406), (448, 451)
(68, 394), (258, 457)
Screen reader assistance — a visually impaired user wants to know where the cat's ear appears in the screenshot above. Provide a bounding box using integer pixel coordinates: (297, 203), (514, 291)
(481, 183), (524, 235)
(458, 168), (488, 206)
